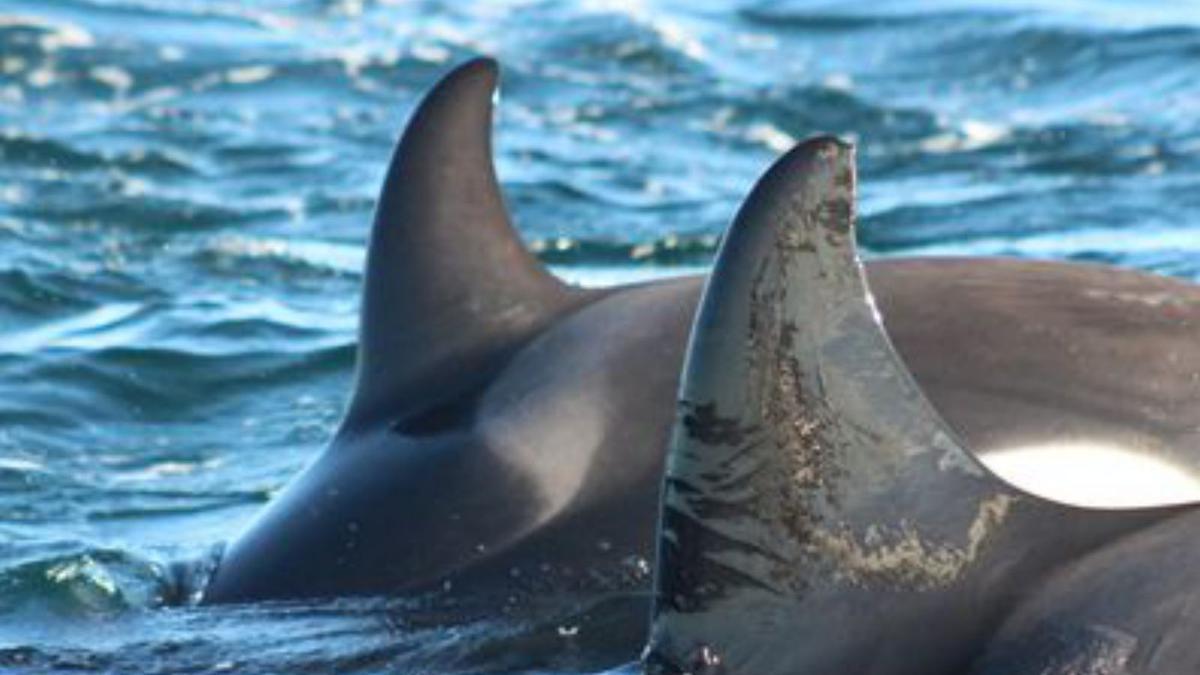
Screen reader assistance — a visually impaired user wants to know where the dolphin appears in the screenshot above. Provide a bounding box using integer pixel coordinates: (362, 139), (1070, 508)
(201, 58), (1200, 670)
(644, 138), (1200, 674)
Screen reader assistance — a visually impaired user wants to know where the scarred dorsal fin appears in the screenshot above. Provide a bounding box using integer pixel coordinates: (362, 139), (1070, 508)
(347, 58), (581, 425)
(644, 138), (1194, 675)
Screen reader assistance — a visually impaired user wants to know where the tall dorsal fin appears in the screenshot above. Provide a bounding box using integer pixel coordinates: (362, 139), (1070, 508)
(347, 58), (581, 425)
(643, 138), (1195, 675)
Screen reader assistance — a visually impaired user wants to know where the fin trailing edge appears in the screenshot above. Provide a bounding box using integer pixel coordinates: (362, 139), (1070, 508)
(349, 58), (581, 424)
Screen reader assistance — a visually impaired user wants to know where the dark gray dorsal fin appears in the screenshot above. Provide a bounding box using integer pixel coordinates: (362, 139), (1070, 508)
(348, 58), (579, 425)
(644, 138), (1192, 675)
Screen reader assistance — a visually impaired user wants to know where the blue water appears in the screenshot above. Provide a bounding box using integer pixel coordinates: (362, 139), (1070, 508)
(0, 0), (1198, 672)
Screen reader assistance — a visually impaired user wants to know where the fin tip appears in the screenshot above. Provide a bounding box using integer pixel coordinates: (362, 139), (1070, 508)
(444, 56), (500, 96)
(778, 135), (855, 177)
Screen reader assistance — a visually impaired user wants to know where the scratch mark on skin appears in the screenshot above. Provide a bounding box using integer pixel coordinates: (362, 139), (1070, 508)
(810, 494), (1015, 589)
(687, 145), (1014, 596)
(660, 143), (1026, 623)
(725, 149), (860, 594)
(682, 402), (757, 447)
(1082, 288), (1200, 310)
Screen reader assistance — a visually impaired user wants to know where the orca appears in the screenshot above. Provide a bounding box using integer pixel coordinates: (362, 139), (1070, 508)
(201, 56), (1200, 672)
(644, 138), (1200, 674)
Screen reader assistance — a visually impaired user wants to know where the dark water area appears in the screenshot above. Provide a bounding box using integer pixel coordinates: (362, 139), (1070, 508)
(0, 0), (1197, 672)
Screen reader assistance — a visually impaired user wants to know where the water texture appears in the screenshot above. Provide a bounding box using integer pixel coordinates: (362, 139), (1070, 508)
(0, 0), (1197, 672)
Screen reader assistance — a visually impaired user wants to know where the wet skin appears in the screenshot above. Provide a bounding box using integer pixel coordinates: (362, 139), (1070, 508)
(202, 58), (1200, 675)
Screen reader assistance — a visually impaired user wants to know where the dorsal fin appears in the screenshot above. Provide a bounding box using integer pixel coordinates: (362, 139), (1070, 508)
(643, 138), (1194, 675)
(347, 58), (580, 425)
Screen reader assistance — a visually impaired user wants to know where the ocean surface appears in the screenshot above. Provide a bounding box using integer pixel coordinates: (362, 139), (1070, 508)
(0, 0), (1198, 672)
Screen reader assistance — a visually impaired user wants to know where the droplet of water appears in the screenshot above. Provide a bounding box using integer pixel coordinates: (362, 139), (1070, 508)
(688, 644), (724, 674)
(623, 555), (652, 578)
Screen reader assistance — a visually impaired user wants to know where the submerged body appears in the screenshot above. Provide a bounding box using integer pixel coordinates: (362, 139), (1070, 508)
(202, 59), (1200, 673)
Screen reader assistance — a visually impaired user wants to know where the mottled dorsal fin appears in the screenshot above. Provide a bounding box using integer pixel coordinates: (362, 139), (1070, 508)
(348, 58), (580, 425)
(643, 138), (1192, 675)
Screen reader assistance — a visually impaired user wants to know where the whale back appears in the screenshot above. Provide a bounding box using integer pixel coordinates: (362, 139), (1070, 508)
(204, 62), (1200, 659)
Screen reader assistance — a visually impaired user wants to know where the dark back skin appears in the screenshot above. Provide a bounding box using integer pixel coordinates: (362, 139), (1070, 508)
(201, 58), (1200, 673)
(202, 258), (1200, 600)
(969, 511), (1200, 674)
